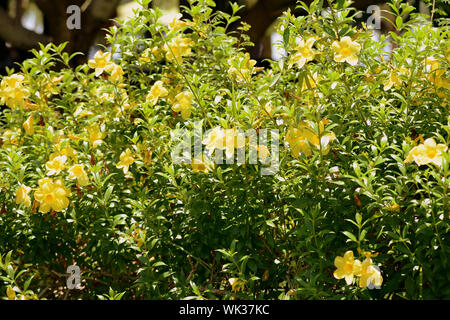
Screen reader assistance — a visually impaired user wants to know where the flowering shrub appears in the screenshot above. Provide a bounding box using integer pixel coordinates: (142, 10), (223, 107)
(0, 0), (449, 299)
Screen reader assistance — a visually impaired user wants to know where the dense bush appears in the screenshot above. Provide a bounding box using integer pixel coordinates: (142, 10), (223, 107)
(0, 0), (448, 300)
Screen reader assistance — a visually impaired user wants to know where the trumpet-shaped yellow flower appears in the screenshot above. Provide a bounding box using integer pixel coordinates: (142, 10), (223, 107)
(16, 184), (32, 207)
(23, 115), (34, 135)
(34, 178), (71, 213)
(429, 69), (450, 91)
(289, 37), (316, 68)
(86, 124), (105, 148)
(116, 148), (135, 174)
(88, 50), (114, 77)
(331, 36), (361, 65)
(333, 250), (362, 285)
(45, 155), (67, 176)
(172, 91), (194, 120)
(147, 81), (168, 106)
(0, 74), (29, 109)
(106, 63), (124, 83)
(286, 120), (336, 157)
(202, 127), (245, 158)
(68, 164), (89, 186)
(358, 258), (383, 289)
(164, 35), (194, 63)
(168, 13), (189, 32)
(405, 138), (447, 167)
(227, 53), (259, 83)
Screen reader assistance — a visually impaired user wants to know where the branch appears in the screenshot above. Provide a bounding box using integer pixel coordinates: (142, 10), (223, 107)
(0, 7), (50, 50)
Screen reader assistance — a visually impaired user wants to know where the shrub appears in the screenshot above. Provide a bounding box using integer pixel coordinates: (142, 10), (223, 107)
(0, 0), (448, 299)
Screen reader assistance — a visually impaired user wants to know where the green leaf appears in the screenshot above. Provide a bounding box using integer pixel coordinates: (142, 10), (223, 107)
(342, 231), (357, 242)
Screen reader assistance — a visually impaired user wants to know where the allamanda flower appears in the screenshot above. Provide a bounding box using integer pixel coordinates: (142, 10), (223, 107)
(331, 36), (361, 65)
(23, 115), (34, 135)
(34, 178), (71, 213)
(333, 250), (362, 285)
(358, 258), (383, 289)
(405, 138), (447, 167)
(68, 164), (89, 187)
(86, 124), (105, 148)
(88, 50), (114, 77)
(45, 155), (67, 176)
(289, 37), (316, 68)
(0, 74), (30, 109)
(147, 81), (168, 106)
(116, 148), (135, 174)
(164, 35), (194, 64)
(172, 91), (194, 120)
(16, 184), (32, 207)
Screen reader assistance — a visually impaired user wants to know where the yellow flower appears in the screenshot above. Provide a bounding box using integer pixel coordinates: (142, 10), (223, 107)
(191, 155), (213, 173)
(289, 37), (316, 68)
(228, 278), (246, 293)
(202, 127), (245, 158)
(358, 258), (383, 289)
(172, 91), (194, 120)
(405, 138), (447, 167)
(384, 67), (408, 90)
(68, 164), (89, 186)
(0, 74), (29, 109)
(50, 145), (77, 161)
(116, 148), (135, 174)
(147, 81), (168, 106)
(429, 69), (450, 91)
(424, 56), (439, 73)
(164, 35), (194, 63)
(331, 36), (361, 65)
(333, 250), (362, 285)
(88, 50), (114, 77)
(1, 129), (21, 147)
(106, 63), (124, 83)
(16, 184), (32, 207)
(6, 286), (16, 300)
(168, 13), (189, 32)
(45, 155), (67, 176)
(86, 124), (105, 148)
(34, 178), (71, 213)
(257, 145), (271, 163)
(286, 120), (336, 157)
(23, 115), (34, 135)
(302, 72), (321, 91)
(227, 53), (259, 83)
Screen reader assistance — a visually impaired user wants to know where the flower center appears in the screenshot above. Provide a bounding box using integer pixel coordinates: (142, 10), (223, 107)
(345, 263), (353, 273)
(341, 47), (351, 57)
(45, 194), (54, 203)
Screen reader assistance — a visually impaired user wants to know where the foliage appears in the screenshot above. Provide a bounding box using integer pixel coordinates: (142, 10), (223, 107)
(0, 0), (448, 299)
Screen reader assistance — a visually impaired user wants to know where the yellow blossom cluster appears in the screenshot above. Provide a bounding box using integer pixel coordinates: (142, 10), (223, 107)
(88, 50), (124, 83)
(333, 250), (383, 288)
(164, 35), (194, 64)
(285, 119), (336, 157)
(0, 74), (30, 109)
